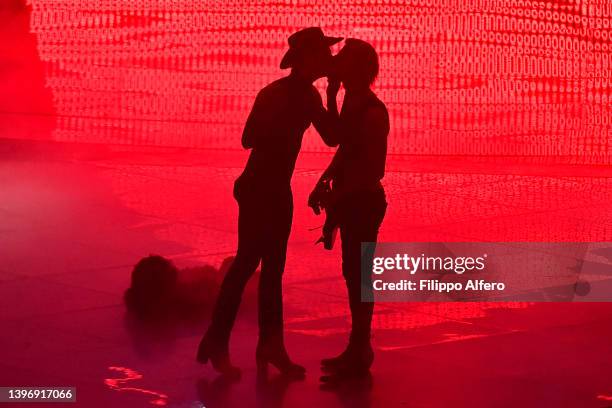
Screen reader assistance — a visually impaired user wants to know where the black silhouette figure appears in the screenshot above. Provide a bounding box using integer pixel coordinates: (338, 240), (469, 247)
(197, 27), (343, 378)
(309, 39), (389, 380)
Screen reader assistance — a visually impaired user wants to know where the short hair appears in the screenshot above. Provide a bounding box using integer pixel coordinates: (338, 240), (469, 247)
(343, 39), (379, 86)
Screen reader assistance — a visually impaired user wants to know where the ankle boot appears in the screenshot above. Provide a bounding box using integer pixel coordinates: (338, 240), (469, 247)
(196, 334), (241, 378)
(320, 348), (350, 368)
(256, 337), (305, 378)
(321, 336), (373, 373)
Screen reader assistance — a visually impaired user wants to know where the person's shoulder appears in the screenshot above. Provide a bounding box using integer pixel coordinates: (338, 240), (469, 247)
(257, 77), (288, 99)
(364, 97), (389, 134)
(369, 93), (388, 114)
(367, 93), (388, 117)
(365, 104), (388, 122)
(266, 77), (289, 89)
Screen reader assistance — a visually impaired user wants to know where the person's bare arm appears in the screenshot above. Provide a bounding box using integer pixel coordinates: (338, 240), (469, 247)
(311, 78), (343, 147)
(319, 146), (343, 182)
(309, 141), (346, 215)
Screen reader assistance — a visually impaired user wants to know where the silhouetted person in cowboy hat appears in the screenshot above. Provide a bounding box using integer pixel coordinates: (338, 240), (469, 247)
(309, 39), (389, 380)
(197, 27), (343, 378)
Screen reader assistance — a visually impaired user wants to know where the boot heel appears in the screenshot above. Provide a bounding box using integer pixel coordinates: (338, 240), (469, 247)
(197, 336), (241, 378)
(256, 357), (269, 375)
(256, 339), (306, 378)
(196, 341), (210, 364)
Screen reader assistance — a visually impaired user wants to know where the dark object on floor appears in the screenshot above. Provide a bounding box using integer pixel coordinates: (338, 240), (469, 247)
(124, 255), (178, 315)
(124, 254), (235, 319)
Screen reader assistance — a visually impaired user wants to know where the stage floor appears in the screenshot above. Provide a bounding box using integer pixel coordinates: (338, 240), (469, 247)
(2, 139), (612, 407)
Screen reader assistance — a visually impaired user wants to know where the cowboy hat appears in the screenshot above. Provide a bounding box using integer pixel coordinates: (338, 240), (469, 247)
(280, 27), (343, 69)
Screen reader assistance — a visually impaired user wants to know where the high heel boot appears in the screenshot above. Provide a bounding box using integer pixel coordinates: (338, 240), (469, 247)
(256, 337), (305, 378)
(196, 334), (241, 378)
(321, 336), (373, 374)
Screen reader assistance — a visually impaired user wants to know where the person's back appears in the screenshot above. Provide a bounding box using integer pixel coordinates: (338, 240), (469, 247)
(333, 89), (388, 195)
(239, 73), (321, 190)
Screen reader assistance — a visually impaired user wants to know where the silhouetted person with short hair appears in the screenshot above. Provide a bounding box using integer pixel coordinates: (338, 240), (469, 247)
(309, 39), (389, 379)
(197, 27), (343, 378)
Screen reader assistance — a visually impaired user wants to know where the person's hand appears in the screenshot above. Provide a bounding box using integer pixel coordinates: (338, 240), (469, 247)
(308, 183), (323, 215)
(308, 178), (331, 215)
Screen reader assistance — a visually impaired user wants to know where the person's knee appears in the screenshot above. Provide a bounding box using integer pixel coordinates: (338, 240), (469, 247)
(261, 243), (288, 269)
(226, 253), (260, 280)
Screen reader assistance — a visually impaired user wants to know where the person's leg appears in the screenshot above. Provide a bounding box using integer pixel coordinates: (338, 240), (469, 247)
(342, 224), (374, 348)
(349, 193), (386, 343)
(323, 192), (386, 372)
(207, 248), (261, 349)
(256, 192), (304, 375)
(258, 235), (288, 344)
(319, 219), (374, 375)
(198, 197), (262, 373)
(257, 191), (292, 341)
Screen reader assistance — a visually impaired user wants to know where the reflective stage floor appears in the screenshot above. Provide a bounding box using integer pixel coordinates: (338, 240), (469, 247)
(2, 139), (612, 407)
